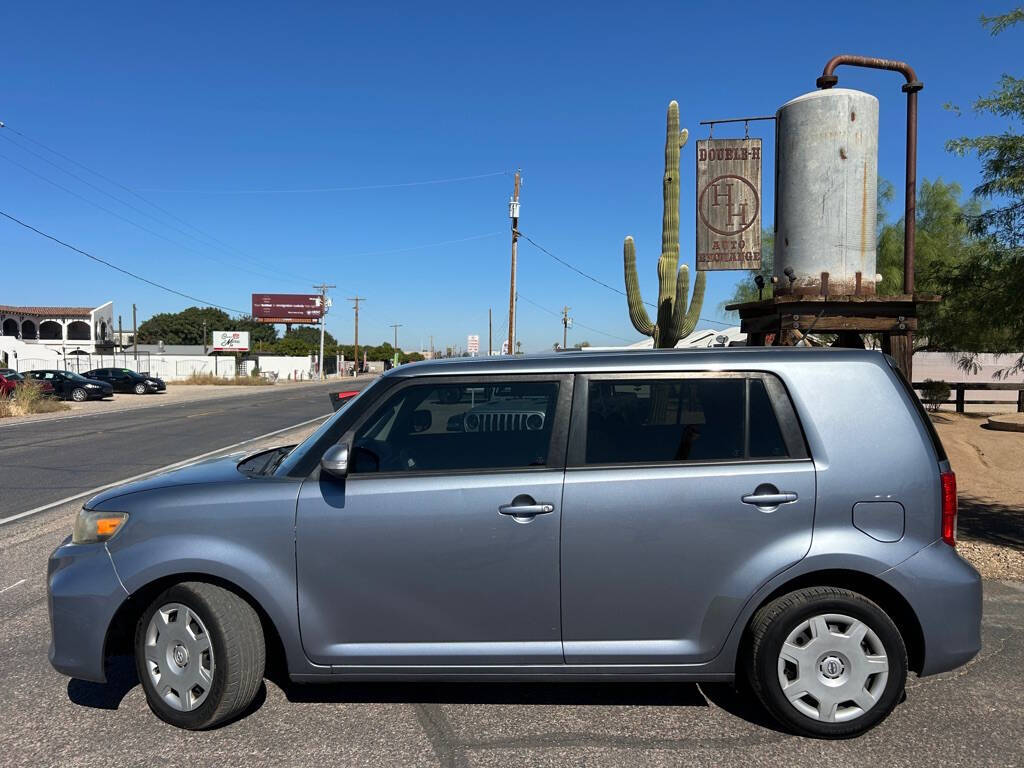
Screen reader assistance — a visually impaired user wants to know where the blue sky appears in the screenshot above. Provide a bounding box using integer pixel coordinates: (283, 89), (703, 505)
(0, 1), (1019, 352)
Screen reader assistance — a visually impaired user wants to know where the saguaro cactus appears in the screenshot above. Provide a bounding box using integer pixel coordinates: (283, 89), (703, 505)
(624, 100), (706, 348)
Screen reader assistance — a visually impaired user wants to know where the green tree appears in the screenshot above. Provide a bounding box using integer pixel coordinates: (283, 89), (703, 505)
(938, 8), (1024, 375)
(279, 325), (336, 352)
(719, 229), (774, 317)
(137, 307), (229, 345)
(137, 307), (280, 347)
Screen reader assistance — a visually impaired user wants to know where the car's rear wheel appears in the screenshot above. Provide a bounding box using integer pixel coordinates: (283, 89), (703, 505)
(135, 582), (265, 730)
(746, 586), (907, 738)
(134, 382), (148, 395)
(70, 387), (88, 402)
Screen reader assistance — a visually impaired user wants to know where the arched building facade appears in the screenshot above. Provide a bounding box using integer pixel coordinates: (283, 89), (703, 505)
(0, 302), (114, 352)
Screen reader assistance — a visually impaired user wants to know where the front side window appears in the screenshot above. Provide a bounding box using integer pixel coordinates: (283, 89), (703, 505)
(585, 376), (791, 465)
(351, 380), (560, 474)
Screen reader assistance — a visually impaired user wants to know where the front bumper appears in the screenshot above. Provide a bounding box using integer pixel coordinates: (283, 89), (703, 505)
(880, 540), (983, 676)
(48, 537), (128, 682)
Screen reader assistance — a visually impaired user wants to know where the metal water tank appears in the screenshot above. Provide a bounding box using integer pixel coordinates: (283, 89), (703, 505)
(775, 88), (879, 296)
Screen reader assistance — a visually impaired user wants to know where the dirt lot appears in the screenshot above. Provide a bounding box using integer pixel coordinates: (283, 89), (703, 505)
(931, 412), (1024, 580)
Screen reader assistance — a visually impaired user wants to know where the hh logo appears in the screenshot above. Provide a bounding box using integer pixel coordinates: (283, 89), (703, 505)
(699, 174), (759, 236)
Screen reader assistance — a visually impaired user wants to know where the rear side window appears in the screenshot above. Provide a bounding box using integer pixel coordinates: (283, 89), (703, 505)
(584, 376), (796, 465)
(748, 379), (788, 458)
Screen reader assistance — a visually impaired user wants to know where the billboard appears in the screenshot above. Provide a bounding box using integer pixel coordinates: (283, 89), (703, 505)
(251, 293), (323, 324)
(212, 330), (250, 352)
(695, 138), (762, 271)
(467, 334), (480, 356)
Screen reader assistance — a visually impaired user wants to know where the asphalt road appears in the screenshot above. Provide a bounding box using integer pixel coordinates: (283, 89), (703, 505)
(0, 378), (362, 519)
(0, 379), (1022, 766)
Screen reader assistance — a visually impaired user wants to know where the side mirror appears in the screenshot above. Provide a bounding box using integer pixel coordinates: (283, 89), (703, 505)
(321, 444), (349, 478)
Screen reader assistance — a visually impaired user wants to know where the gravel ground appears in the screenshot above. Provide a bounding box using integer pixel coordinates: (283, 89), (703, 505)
(930, 412), (1024, 581)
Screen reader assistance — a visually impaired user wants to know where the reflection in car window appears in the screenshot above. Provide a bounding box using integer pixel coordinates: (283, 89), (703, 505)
(351, 380), (560, 474)
(586, 378), (745, 464)
(584, 377), (794, 465)
(748, 378), (788, 458)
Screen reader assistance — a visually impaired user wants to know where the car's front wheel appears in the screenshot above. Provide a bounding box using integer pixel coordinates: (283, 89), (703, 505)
(746, 586), (907, 738)
(134, 382), (148, 395)
(135, 581), (265, 729)
(70, 387), (88, 402)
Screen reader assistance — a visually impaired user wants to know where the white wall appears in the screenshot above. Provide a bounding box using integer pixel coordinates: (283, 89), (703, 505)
(252, 355), (316, 381)
(913, 351), (1024, 406)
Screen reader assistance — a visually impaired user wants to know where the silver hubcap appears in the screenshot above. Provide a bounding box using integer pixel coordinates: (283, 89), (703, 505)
(144, 603), (215, 712)
(777, 612), (889, 723)
(72, 389), (86, 401)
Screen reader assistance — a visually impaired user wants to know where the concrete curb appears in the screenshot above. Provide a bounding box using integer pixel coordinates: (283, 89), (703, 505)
(987, 413), (1024, 432)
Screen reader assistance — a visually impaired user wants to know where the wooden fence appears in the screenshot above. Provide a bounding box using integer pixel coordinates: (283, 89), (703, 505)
(913, 381), (1024, 413)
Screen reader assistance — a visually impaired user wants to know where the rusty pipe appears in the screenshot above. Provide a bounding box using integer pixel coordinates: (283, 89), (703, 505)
(817, 55), (923, 295)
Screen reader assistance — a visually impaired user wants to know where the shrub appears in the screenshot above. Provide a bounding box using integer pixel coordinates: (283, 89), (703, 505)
(0, 380), (70, 418)
(181, 372), (271, 386)
(920, 379), (951, 412)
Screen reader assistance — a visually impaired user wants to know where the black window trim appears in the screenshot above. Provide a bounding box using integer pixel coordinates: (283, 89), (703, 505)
(566, 370), (809, 469)
(331, 373), (575, 480)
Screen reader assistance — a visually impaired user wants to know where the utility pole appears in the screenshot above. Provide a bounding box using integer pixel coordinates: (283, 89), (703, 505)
(429, 335), (434, 360)
(314, 283), (336, 380)
(118, 315), (123, 354)
(132, 303), (138, 365)
(390, 323), (402, 366)
(506, 170), (521, 355)
(488, 308), (492, 356)
(561, 305), (571, 350)
(202, 318), (208, 354)
(348, 296), (365, 376)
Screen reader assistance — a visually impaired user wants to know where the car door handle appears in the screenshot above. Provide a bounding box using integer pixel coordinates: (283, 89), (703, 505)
(742, 491), (798, 507)
(498, 503), (554, 517)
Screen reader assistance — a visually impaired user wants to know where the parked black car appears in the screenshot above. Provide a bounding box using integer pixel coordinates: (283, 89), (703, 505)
(83, 368), (164, 394)
(26, 370), (113, 401)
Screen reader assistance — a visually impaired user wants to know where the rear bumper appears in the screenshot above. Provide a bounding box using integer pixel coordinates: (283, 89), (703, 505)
(48, 537), (128, 682)
(880, 540), (983, 676)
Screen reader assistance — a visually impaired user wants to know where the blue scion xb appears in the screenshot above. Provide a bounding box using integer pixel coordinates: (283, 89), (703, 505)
(47, 348), (981, 737)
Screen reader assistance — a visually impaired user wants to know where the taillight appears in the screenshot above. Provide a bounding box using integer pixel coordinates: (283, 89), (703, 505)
(940, 470), (957, 547)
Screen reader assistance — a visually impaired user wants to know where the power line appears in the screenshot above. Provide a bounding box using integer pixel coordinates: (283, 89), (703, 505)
(138, 171), (509, 195)
(326, 232), (503, 261)
(520, 232), (629, 299)
(516, 293), (634, 343)
(0, 209), (246, 314)
(518, 231), (735, 328)
(0, 122), (317, 284)
(0, 149), (314, 287)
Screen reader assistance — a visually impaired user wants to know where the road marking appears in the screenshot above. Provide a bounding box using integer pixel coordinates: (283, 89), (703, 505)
(185, 411), (214, 418)
(0, 579), (26, 594)
(0, 413), (331, 527)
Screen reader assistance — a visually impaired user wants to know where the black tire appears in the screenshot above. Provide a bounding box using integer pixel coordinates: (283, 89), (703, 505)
(134, 581), (265, 730)
(134, 382), (148, 395)
(745, 586), (907, 739)
(70, 387), (88, 402)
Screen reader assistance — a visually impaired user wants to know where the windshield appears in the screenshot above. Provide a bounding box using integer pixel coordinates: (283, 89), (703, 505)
(273, 380), (378, 476)
(61, 371), (91, 382)
(5, 373), (24, 381)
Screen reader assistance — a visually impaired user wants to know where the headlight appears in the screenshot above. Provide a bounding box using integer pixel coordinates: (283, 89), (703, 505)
(72, 509), (129, 544)
(145, 379), (156, 385)
(85, 383), (99, 389)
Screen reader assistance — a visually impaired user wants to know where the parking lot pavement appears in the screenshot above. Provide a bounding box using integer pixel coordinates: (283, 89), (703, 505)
(1, 488), (1020, 768)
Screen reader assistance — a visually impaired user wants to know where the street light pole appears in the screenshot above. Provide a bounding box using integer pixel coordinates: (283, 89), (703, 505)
(390, 323), (402, 366)
(313, 283), (336, 380)
(506, 170), (521, 355)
